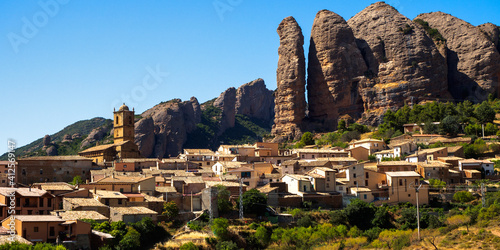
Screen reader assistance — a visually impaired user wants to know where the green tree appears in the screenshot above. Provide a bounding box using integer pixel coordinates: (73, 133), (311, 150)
(398, 207), (417, 229)
(300, 132), (315, 145)
(465, 123), (482, 136)
(212, 218), (230, 241)
(475, 101), (495, 124)
(255, 226), (270, 246)
(338, 119), (347, 131)
(453, 191), (474, 203)
(69, 175), (83, 185)
(372, 206), (392, 229)
(439, 115), (461, 136)
(180, 242), (199, 250)
(162, 201), (179, 221)
(297, 215), (315, 228)
(216, 185), (232, 214)
(344, 199), (376, 230)
(428, 179), (446, 189)
(118, 227), (141, 250)
(457, 100), (475, 123)
(242, 189), (267, 216)
(215, 241), (238, 250)
(485, 123), (498, 136)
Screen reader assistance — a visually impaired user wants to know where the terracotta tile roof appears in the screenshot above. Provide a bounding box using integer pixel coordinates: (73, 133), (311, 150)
(79, 144), (116, 153)
(205, 181), (243, 187)
(123, 193), (144, 198)
(34, 182), (76, 191)
(418, 161), (450, 168)
(143, 194), (164, 202)
(377, 161), (416, 166)
(438, 156), (464, 161)
(110, 206), (157, 215)
(51, 211), (108, 221)
(91, 190), (128, 199)
(155, 186), (178, 193)
(0, 234), (32, 245)
(64, 198), (107, 207)
(18, 155), (92, 161)
(447, 146), (464, 153)
(94, 175), (154, 184)
(386, 171), (421, 177)
(317, 157), (358, 162)
(351, 187), (372, 192)
(184, 149), (214, 154)
(284, 174), (310, 181)
(349, 138), (384, 144)
(257, 185), (278, 194)
(0, 187), (49, 197)
(11, 215), (65, 222)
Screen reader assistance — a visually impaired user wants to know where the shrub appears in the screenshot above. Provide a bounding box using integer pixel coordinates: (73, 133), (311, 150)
(162, 201), (179, 221)
(453, 191), (474, 203)
(215, 241), (238, 250)
(212, 218), (230, 241)
(180, 242), (199, 250)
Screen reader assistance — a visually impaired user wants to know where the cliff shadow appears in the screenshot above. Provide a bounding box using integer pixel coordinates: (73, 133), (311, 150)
(447, 49), (487, 102)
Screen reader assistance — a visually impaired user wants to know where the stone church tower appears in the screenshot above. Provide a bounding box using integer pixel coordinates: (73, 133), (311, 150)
(114, 103), (135, 143)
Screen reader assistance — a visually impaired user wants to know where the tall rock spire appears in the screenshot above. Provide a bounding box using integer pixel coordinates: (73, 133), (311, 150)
(272, 16), (306, 141)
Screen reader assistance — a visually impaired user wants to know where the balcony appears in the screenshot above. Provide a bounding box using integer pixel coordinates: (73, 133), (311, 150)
(377, 183), (389, 189)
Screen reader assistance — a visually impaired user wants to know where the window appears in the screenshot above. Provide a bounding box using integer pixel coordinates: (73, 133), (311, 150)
(40, 198), (44, 207)
(365, 180), (369, 186)
(364, 194), (367, 199)
(353, 166), (356, 170)
(353, 173), (356, 178)
(301, 155), (305, 158)
(40, 169), (43, 175)
(399, 179), (403, 186)
(123, 165), (127, 168)
(408, 194), (411, 197)
(27, 210), (32, 215)
(326, 183), (330, 188)
(366, 172), (369, 178)
(34, 227), (38, 232)
(118, 199), (122, 205)
(312, 155), (315, 159)
(47, 199), (52, 208)
(354, 181), (357, 185)
(49, 227), (55, 237)
(120, 188), (124, 193)
(327, 177), (330, 181)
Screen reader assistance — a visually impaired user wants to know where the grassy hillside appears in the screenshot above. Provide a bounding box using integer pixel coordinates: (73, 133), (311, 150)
(184, 99), (272, 150)
(0, 117), (112, 160)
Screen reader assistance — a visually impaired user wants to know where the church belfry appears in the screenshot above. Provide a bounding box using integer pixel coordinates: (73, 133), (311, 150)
(114, 103), (135, 143)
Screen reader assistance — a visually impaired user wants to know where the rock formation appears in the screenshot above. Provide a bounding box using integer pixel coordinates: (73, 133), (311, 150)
(136, 97), (201, 158)
(235, 78), (274, 121)
(307, 10), (368, 130)
(80, 126), (109, 149)
(134, 117), (155, 158)
(347, 2), (449, 121)
(214, 87), (237, 134)
(71, 133), (81, 139)
(43, 135), (51, 146)
(417, 12), (500, 102)
(272, 16), (307, 141)
(46, 146), (57, 156)
(479, 23), (499, 49)
(62, 134), (72, 143)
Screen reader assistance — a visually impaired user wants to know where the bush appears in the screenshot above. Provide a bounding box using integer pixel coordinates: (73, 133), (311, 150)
(297, 215), (315, 228)
(162, 201), (179, 221)
(212, 218), (230, 241)
(180, 242), (199, 250)
(215, 241), (238, 250)
(453, 191), (474, 203)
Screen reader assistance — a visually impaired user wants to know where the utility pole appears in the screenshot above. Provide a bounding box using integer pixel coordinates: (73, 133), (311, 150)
(416, 184), (422, 241)
(191, 191), (193, 212)
(481, 183), (485, 208)
(239, 178), (244, 220)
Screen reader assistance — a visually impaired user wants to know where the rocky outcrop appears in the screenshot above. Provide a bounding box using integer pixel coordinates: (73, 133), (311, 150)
(43, 135), (51, 146)
(417, 12), (500, 102)
(46, 146), (57, 156)
(136, 98), (201, 158)
(307, 10), (368, 130)
(236, 78), (274, 121)
(72, 133), (81, 139)
(215, 79), (275, 136)
(62, 134), (72, 143)
(479, 23), (499, 48)
(214, 87), (237, 134)
(80, 126), (109, 149)
(272, 16), (307, 141)
(347, 2), (449, 119)
(134, 117), (155, 158)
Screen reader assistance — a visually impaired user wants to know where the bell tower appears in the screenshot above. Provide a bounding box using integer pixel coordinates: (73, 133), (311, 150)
(114, 103), (135, 143)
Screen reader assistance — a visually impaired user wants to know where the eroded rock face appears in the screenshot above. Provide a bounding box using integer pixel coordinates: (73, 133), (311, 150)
(214, 87), (237, 134)
(134, 117), (155, 158)
(347, 2), (449, 116)
(479, 23), (499, 48)
(417, 12), (500, 102)
(307, 10), (368, 130)
(46, 146), (57, 156)
(80, 126), (109, 149)
(137, 97), (201, 158)
(236, 78), (274, 121)
(272, 16), (307, 141)
(43, 135), (51, 146)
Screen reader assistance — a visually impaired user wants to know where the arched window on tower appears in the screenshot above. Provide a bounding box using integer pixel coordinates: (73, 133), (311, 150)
(129, 116), (132, 125)
(116, 116), (119, 125)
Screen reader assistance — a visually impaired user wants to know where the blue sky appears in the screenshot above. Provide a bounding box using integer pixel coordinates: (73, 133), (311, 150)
(1, 0), (499, 151)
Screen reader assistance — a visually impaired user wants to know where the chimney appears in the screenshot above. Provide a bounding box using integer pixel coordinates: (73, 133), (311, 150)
(56, 211), (61, 218)
(112, 172), (115, 179)
(94, 187), (97, 194)
(29, 185), (31, 192)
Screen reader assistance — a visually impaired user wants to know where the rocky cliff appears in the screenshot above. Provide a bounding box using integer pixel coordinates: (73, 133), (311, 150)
(214, 78), (274, 135)
(307, 10), (368, 130)
(271, 16), (307, 142)
(272, 2), (498, 139)
(348, 2), (449, 119)
(417, 12), (500, 102)
(135, 97), (201, 158)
